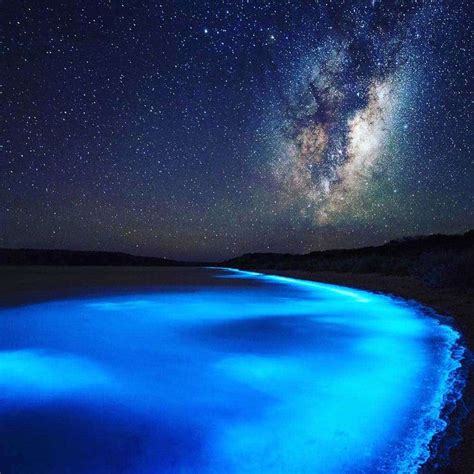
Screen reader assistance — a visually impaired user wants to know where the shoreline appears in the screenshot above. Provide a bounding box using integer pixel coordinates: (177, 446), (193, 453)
(0, 265), (472, 472)
(243, 269), (473, 474)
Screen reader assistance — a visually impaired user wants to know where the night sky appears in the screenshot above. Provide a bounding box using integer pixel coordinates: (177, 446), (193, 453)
(2, 1), (472, 261)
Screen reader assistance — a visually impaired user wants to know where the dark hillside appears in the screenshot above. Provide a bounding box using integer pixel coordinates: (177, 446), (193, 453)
(224, 230), (474, 289)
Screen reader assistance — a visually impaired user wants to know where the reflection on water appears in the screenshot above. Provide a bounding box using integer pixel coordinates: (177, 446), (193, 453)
(0, 268), (465, 473)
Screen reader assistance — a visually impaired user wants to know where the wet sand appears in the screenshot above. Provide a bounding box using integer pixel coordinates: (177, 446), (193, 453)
(0, 265), (472, 472)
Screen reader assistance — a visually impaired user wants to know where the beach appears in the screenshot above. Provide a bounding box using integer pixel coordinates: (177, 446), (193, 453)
(0, 265), (472, 473)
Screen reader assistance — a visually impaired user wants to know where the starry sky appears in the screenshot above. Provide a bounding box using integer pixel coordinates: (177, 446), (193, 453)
(2, 1), (473, 261)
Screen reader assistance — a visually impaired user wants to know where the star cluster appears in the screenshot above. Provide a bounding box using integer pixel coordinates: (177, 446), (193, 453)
(2, 1), (472, 260)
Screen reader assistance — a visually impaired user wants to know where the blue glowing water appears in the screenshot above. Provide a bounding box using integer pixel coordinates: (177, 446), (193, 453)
(0, 268), (465, 473)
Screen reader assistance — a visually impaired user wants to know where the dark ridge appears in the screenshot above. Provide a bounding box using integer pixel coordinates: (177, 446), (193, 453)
(0, 248), (202, 267)
(223, 230), (474, 289)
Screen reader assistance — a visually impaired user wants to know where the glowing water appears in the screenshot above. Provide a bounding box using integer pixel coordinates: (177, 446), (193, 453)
(0, 268), (464, 473)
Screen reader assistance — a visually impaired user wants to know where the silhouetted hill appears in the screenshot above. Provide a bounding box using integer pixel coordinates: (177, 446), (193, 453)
(0, 248), (199, 266)
(224, 230), (474, 289)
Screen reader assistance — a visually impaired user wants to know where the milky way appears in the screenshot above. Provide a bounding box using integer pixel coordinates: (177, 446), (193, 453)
(267, 2), (436, 226)
(272, 65), (402, 225)
(2, 1), (472, 259)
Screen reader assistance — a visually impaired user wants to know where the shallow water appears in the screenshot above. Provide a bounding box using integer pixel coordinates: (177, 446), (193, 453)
(0, 267), (465, 473)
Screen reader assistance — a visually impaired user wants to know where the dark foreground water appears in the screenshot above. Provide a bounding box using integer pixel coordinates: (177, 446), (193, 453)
(0, 268), (466, 473)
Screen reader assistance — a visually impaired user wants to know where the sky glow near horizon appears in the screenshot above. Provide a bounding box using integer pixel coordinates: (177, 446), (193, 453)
(0, 268), (465, 473)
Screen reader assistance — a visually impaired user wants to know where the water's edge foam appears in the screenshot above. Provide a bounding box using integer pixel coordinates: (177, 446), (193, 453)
(419, 313), (471, 472)
(407, 324), (467, 472)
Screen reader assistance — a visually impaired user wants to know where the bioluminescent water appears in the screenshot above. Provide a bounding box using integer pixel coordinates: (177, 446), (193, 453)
(0, 268), (465, 473)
